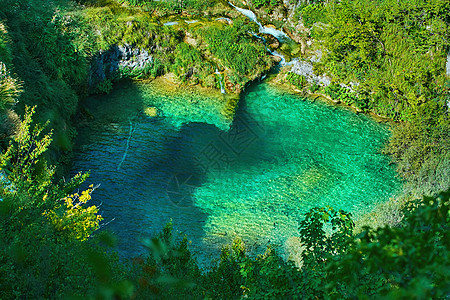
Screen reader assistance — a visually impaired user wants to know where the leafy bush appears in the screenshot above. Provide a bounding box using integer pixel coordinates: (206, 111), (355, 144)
(309, 82), (319, 92)
(0, 107), (119, 298)
(324, 83), (371, 110)
(300, 3), (327, 27)
(320, 0), (450, 121)
(252, 0), (279, 9)
(95, 79), (113, 94)
(285, 72), (306, 89)
(200, 19), (271, 79)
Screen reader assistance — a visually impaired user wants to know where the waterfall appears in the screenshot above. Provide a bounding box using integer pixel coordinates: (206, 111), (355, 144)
(163, 21), (179, 26)
(250, 32), (297, 67)
(229, 2), (290, 42)
(216, 17), (232, 23)
(229, 2), (258, 22)
(229, 2), (297, 66)
(215, 68), (226, 94)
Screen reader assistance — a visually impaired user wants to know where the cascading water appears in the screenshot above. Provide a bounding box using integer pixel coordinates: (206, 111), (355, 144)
(216, 17), (232, 23)
(163, 21), (178, 26)
(250, 32), (298, 67)
(164, 20), (199, 26)
(229, 3), (297, 66)
(229, 2), (290, 42)
(215, 68), (226, 94)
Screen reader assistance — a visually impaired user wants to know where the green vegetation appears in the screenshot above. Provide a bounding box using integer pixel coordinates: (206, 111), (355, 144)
(316, 0), (450, 120)
(0, 0), (84, 154)
(197, 19), (273, 88)
(118, 0), (220, 15)
(1, 121), (448, 298)
(251, 0), (280, 9)
(300, 3), (327, 27)
(0, 0), (448, 298)
(0, 108), (129, 298)
(299, 0), (450, 198)
(286, 72), (307, 89)
(323, 83), (371, 110)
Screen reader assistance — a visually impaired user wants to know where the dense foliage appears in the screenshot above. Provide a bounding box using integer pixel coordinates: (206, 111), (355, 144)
(197, 19), (273, 87)
(0, 0), (275, 157)
(286, 72), (307, 89)
(298, 0), (450, 198)
(0, 106), (447, 299)
(0, 0), (448, 298)
(318, 0), (450, 119)
(0, 108), (127, 298)
(117, 0), (220, 15)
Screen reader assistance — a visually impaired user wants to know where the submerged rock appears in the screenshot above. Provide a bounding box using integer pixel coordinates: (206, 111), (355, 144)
(144, 106), (158, 117)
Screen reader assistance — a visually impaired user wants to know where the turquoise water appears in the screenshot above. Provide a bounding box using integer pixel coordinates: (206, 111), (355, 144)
(72, 80), (400, 263)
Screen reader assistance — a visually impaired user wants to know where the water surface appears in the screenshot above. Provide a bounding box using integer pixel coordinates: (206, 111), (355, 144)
(72, 80), (400, 263)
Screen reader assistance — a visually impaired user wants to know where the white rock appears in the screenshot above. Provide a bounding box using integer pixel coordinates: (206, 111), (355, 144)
(290, 60), (331, 87)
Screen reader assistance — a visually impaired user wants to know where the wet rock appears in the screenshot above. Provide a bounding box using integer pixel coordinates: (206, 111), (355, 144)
(272, 55), (282, 63)
(261, 33), (280, 49)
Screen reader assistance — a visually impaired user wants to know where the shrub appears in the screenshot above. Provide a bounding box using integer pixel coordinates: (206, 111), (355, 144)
(286, 72), (306, 89)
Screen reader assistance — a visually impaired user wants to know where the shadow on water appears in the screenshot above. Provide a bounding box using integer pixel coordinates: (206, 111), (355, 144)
(127, 89), (271, 261)
(71, 78), (401, 265)
(72, 79), (269, 262)
(71, 81), (209, 259)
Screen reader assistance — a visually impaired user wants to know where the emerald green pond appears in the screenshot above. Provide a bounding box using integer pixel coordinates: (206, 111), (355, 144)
(72, 80), (400, 263)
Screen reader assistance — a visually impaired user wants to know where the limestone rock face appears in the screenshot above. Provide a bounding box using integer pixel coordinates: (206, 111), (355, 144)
(290, 60), (331, 87)
(89, 44), (153, 88)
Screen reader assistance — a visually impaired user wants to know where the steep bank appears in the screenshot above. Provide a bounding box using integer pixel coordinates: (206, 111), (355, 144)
(0, 0), (278, 167)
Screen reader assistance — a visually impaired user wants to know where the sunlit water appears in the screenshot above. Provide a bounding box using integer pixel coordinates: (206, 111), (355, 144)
(71, 80), (400, 265)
